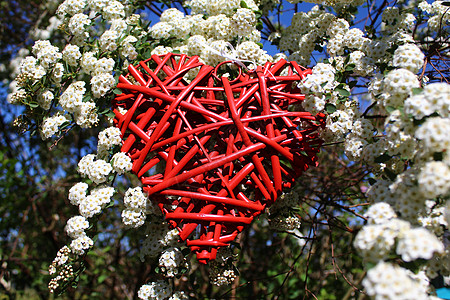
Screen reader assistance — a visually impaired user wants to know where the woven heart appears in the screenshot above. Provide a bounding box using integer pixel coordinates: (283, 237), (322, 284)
(113, 53), (325, 263)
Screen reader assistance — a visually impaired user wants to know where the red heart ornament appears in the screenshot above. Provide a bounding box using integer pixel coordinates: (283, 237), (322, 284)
(113, 53), (325, 263)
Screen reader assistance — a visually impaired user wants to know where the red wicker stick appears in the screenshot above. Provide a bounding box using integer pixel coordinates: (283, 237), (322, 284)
(113, 53), (325, 263)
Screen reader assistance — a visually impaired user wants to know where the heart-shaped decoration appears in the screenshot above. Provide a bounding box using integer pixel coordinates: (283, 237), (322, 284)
(113, 53), (325, 263)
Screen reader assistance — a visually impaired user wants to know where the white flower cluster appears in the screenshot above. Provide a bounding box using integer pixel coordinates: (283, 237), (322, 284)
(354, 202), (444, 263)
(140, 222), (179, 261)
(40, 114), (69, 140)
(392, 43), (425, 73)
(300, 63), (337, 95)
(62, 44), (82, 66)
(268, 191), (302, 230)
(48, 264), (74, 293)
(70, 233), (94, 255)
(65, 215), (89, 239)
(159, 247), (188, 277)
(122, 187), (156, 228)
(78, 154), (112, 184)
(417, 161), (450, 199)
(111, 152), (132, 174)
(268, 215), (301, 231)
(418, 1), (450, 31)
(97, 126), (122, 157)
(280, 8), (336, 66)
(405, 83), (450, 120)
(7, 0), (148, 142)
(380, 68), (420, 108)
(49, 246), (71, 275)
(211, 269), (236, 286)
(70, 183), (115, 218)
(299, 61), (361, 144)
(137, 280), (173, 300)
(168, 291), (189, 300)
(363, 262), (430, 300)
(208, 247), (237, 286)
(64, 182), (115, 257)
(149, 2), (270, 69)
(32, 40), (62, 69)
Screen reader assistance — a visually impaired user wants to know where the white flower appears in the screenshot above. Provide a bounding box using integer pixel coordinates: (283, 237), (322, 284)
(363, 262), (429, 300)
(415, 117), (450, 153)
(392, 44), (425, 73)
(68, 13), (91, 37)
(90, 186), (115, 206)
(65, 216), (89, 239)
(99, 30), (119, 52)
(59, 81), (85, 113)
(231, 8), (256, 37)
(32, 40), (62, 69)
(87, 0), (108, 12)
(123, 187), (147, 210)
(102, 1), (125, 20)
(159, 247), (186, 277)
(78, 154), (96, 176)
(396, 227), (444, 262)
(79, 194), (102, 218)
(91, 73), (115, 98)
(121, 209), (146, 228)
(98, 127), (122, 154)
(40, 114), (69, 140)
(81, 51), (98, 75)
(111, 152), (132, 174)
(37, 90), (54, 110)
(204, 14), (231, 40)
(70, 232), (93, 255)
(74, 101), (98, 128)
(138, 280), (173, 300)
(343, 28), (365, 50)
(18, 56), (46, 80)
(69, 182), (89, 206)
(326, 18), (349, 37)
(160, 8), (184, 23)
(120, 36), (138, 60)
(150, 22), (173, 39)
(57, 0), (87, 16)
(418, 161), (450, 199)
(299, 63), (336, 94)
(382, 68), (420, 107)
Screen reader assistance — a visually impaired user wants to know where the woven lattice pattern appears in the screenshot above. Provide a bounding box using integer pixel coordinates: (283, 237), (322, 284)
(113, 53), (325, 263)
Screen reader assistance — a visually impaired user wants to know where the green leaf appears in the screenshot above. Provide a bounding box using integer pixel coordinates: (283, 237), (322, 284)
(325, 103), (337, 113)
(113, 88), (122, 95)
(256, 21), (263, 30)
(345, 64), (355, 71)
(299, 150), (308, 156)
(28, 102), (39, 108)
(386, 106), (396, 113)
(240, 0), (249, 8)
(105, 111), (116, 119)
(97, 274), (108, 284)
(412, 87), (423, 95)
(336, 88), (350, 97)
